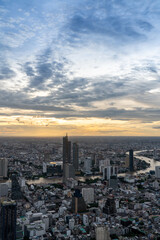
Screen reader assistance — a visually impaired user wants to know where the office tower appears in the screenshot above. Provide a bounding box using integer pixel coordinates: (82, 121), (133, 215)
(96, 226), (111, 240)
(82, 188), (94, 204)
(73, 143), (79, 171)
(0, 158), (8, 178)
(63, 163), (75, 182)
(84, 157), (92, 174)
(103, 195), (116, 215)
(129, 149), (134, 172)
(103, 166), (118, 180)
(0, 201), (17, 240)
(11, 174), (23, 200)
(71, 189), (86, 213)
(63, 134), (71, 164)
(63, 134), (72, 182)
(155, 166), (160, 178)
(63, 134), (72, 183)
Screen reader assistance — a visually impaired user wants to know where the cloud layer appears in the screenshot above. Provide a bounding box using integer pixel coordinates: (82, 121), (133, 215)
(1, 0), (160, 135)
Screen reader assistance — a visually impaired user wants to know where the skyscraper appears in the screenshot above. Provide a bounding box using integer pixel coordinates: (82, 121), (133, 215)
(71, 189), (86, 213)
(103, 195), (116, 215)
(63, 134), (72, 182)
(0, 158), (8, 178)
(73, 143), (79, 171)
(0, 201), (17, 240)
(63, 134), (71, 165)
(63, 163), (75, 182)
(129, 149), (134, 172)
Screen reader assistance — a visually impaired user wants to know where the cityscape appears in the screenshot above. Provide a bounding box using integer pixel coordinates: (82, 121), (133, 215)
(1, 136), (160, 239)
(1, 0), (160, 239)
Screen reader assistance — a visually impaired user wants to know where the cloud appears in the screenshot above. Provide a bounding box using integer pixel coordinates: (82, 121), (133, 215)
(152, 126), (160, 129)
(1, 0), (160, 135)
(0, 66), (15, 80)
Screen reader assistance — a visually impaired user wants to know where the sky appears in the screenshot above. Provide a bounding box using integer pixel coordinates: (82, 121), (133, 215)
(1, 0), (160, 136)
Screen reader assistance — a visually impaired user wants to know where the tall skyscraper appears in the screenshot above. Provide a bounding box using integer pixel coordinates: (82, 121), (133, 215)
(0, 158), (8, 178)
(63, 134), (72, 182)
(0, 201), (17, 240)
(63, 134), (71, 165)
(129, 149), (134, 172)
(73, 143), (79, 171)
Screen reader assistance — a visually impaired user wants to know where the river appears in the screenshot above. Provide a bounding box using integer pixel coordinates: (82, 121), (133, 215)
(27, 150), (160, 185)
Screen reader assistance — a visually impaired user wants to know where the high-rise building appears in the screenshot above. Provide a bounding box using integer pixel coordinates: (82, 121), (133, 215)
(96, 226), (111, 240)
(0, 159), (8, 178)
(63, 135), (73, 183)
(73, 143), (79, 171)
(71, 189), (86, 213)
(63, 134), (71, 165)
(103, 195), (116, 215)
(129, 149), (134, 172)
(103, 166), (118, 180)
(99, 159), (110, 172)
(0, 200), (17, 240)
(84, 157), (92, 174)
(63, 163), (75, 182)
(82, 188), (94, 204)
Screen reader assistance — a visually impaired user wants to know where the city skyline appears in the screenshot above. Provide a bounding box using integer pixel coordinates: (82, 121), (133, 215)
(1, 0), (160, 136)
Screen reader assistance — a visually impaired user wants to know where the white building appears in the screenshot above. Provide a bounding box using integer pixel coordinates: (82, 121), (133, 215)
(82, 188), (94, 204)
(96, 226), (111, 240)
(19, 178), (26, 188)
(24, 221), (46, 239)
(99, 159), (110, 172)
(0, 158), (8, 178)
(69, 219), (75, 230)
(155, 166), (160, 178)
(83, 214), (89, 226)
(66, 178), (78, 188)
(43, 162), (47, 174)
